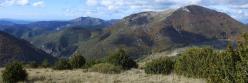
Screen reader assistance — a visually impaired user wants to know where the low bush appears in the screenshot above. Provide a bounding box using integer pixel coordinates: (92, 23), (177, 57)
(174, 46), (248, 83)
(69, 53), (86, 69)
(41, 59), (50, 68)
(2, 61), (28, 83)
(144, 57), (174, 75)
(84, 60), (103, 68)
(24, 61), (39, 68)
(174, 47), (216, 78)
(89, 63), (122, 74)
(53, 59), (72, 70)
(106, 49), (138, 70)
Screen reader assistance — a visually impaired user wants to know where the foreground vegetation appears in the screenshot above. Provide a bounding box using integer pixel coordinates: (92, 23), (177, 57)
(2, 34), (248, 83)
(0, 68), (205, 83)
(174, 34), (248, 83)
(0, 48), (205, 83)
(2, 62), (27, 83)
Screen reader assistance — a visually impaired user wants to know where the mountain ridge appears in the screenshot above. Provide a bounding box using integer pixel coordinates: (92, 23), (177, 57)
(0, 17), (119, 40)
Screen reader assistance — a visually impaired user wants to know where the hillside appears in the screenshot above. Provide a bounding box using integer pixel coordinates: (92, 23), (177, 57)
(75, 5), (248, 60)
(0, 31), (55, 66)
(30, 27), (103, 58)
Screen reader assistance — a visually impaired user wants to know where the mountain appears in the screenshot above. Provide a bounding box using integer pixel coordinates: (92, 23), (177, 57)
(0, 24), (31, 39)
(30, 27), (103, 58)
(0, 31), (56, 66)
(0, 17), (117, 59)
(73, 5), (248, 60)
(27, 17), (115, 31)
(0, 17), (117, 41)
(165, 5), (246, 39)
(26, 21), (69, 34)
(0, 19), (32, 24)
(68, 17), (107, 27)
(106, 19), (121, 25)
(0, 20), (16, 26)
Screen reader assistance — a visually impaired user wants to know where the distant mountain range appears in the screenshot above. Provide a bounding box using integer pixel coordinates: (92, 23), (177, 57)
(0, 5), (247, 62)
(0, 17), (119, 39)
(0, 19), (33, 24)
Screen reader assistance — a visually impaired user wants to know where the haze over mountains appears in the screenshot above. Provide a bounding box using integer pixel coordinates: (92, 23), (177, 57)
(0, 17), (118, 39)
(0, 5), (247, 65)
(0, 19), (33, 24)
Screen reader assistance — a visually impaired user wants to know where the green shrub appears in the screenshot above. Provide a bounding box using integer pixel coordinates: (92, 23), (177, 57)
(24, 61), (39, 68)
(84, 60), (103, 68)
(209, 43), (248, 83)
(69, 53), (86, 69)
(41, 59), (50, 68)
(206, 51), (237, 83)
(106, 49), (138, 70)
(2, 61), (28, 83)
(174, 46), (248, 83)
(174, 47), (216, 78)
(89, 63), (122, 74)
(144, 57), (174, 75)
(53, 59), (72, 70)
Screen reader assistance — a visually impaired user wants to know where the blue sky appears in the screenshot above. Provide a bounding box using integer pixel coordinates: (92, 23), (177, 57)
(0, 0), (248, 23)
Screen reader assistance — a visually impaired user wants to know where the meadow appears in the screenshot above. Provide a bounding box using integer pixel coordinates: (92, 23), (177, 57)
(0, 68), (205, 83)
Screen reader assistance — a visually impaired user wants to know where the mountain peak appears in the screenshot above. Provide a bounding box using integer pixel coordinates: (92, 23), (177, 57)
(173, 5), (221, 16)
(123, 11), (157, 26)
(71, 17), (104, 22)
(184, 5), (205, 8)
(69, 17), (106, 27)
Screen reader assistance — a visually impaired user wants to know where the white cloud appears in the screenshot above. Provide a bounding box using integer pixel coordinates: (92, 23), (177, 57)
(0, 0), (29, 6)
(155, 0), (201, 5)
(99, 0), (124, 10)
(16, 0), (29, 6)
(232, 3), (248, 9)
(86, 0), (98, 6)
(80, 0), (248, 22)
(157, 0), (201, 4)
(32, 1), (45, 8)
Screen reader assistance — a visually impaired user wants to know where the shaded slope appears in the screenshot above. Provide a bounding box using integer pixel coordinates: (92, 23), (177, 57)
(0, 31), (55, 66)
(30, 27), (103, 58)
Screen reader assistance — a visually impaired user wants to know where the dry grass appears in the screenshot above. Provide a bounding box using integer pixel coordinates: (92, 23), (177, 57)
(139, 47), (190, 67)
(0, 68), (205, 83)
(0, 68), (2, 82)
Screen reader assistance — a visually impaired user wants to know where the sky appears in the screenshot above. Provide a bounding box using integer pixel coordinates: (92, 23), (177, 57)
(0, 0), (248, 23)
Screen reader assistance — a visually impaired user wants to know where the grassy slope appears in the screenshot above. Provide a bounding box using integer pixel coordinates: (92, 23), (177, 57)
(0, 68), (205, 83)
